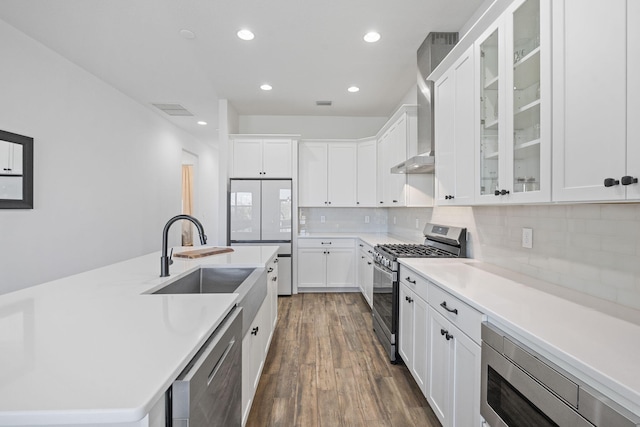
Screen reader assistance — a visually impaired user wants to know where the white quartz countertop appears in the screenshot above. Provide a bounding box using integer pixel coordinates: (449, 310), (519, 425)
(399, 258), (640, 416)
(298, 232), (420, 246)
(0, 245), (278, 426)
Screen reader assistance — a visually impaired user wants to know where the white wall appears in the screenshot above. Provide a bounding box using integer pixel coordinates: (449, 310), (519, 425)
(0, 20), (219, 294)
(238, 115), (387, 139)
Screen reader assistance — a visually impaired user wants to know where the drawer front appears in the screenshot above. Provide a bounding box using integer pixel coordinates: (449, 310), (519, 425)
(357, 240), (375, 256)
(399, 265), (429, 303)
(298, 238), (355, 248)
(429, 283), (482, 344)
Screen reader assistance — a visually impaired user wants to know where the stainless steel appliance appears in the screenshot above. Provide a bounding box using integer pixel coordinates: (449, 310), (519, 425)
(481, 322), (640, 427)
(169, 307), (243, 427)
(391, 32), (458, 174)
(228, 178), (292, 295)
(372, 223), (466, 362)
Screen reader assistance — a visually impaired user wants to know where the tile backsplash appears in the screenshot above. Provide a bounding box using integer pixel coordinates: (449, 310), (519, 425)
(301, 204), (640, 311)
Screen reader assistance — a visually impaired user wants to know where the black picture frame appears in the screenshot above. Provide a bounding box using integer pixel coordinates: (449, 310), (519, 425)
(0, 130), (34, 209)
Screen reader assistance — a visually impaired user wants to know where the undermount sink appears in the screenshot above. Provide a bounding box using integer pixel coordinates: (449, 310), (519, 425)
(152, 267), (256, 294)
(151, 266), (267, 336)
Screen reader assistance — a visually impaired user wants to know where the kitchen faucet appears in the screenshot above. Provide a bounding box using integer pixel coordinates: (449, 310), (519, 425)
(160, 214), (207, 277)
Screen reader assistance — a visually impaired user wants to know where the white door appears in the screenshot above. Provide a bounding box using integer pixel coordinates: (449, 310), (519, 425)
(552, 0), (627, 201)
(627, 0), (640, 200)
(428, 309), (451, 426)
(452, 48), (476, 205)
(229, 180), (261, 241)
(263, 139), (292, 177)
(451, 329), (481, 427)
(412, 295), (429, 394)
(327, 143), (357, 206)
(297, 249), (326, 287)
(298, 142), (328, 206)
(435, 72), (456, 204)
(357, 139), (377, 206)
(232, 139), (263, 177)
(398, 284), (413, 368)
(261, 180), (292, 241)
(326, 248), (355, 287)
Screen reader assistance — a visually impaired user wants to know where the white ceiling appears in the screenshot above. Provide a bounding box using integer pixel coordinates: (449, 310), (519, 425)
(0, 0), (487, 142)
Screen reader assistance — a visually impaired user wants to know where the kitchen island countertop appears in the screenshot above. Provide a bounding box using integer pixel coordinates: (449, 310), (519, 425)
(0, 245), (278, 426)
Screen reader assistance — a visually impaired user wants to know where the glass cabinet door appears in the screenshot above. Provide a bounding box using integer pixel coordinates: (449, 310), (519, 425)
(479, 29), (500, 196)
(511, 0), (541, 194)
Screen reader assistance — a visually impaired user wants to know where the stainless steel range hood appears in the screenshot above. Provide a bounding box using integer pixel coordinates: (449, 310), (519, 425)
(390, 152), (435, 174)
(391, 32), (458, 174)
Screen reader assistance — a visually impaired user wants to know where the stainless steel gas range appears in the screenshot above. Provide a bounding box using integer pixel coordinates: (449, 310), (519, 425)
(372, 223), (467, 363)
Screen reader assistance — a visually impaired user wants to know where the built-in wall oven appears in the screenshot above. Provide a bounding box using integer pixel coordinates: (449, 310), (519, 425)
(372, 223), (466, 362)
(481, 322), (640, 427)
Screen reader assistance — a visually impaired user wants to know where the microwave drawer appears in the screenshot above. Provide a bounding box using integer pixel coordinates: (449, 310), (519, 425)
(429, 283), (483, 344)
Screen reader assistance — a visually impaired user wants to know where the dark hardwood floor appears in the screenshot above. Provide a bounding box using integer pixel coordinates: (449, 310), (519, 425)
(246, 293), (442, 427)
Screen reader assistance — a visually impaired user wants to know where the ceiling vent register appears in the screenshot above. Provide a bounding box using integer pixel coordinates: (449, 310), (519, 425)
(152, 103), (194, 116)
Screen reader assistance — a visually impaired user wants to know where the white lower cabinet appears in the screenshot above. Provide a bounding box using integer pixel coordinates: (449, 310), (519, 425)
(357, 241), (374, 307)
(427, 309), (482, 427)
(398, 280), (429, 393)
(242, 262), (278, 426)
(398, 265), (484, 427)
(297, 239), (355, 289)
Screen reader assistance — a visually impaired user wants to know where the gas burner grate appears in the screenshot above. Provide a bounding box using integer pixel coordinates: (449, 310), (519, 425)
(377, 244), (456, 258)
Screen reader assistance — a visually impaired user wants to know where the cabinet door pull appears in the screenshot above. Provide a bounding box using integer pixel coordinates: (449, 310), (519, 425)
(445, 332), (453, 340)
(621, 176), (638, 186)
(251, 326), (259, 335)
(604, 178), (620, 187)
(321, 242), (332, 245)
(359, 244), (364, 247)
(392, 200), (398, 203)
(408, 297), (413, 303)
(405, 276), (416, 284)
(367, 262), (372, 265)
(379, 201), (384, 204)
(272, 276), (277, 282)
(405, 296), (410, 301)
(494, 190), (501, 196)
(440, 301), (458, 315)
(361, 256), (365, 259)
(274, 259), (279, 263)
(267, 267), (274, 273)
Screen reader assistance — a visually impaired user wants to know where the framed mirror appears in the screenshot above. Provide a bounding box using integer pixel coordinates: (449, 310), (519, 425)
(0, 130), (33, 209)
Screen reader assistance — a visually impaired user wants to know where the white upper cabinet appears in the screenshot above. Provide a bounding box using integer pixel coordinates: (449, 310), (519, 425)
(0, 140), (23, 176)
(377, 116), (407, 206)
(356, 138), (377, 206)
(230, 136), (293, 178)
(476, 0), (551, 204)
(298, 141), (357, 207)
(552, 0), (639, 201)
(435, 46), (476, 205)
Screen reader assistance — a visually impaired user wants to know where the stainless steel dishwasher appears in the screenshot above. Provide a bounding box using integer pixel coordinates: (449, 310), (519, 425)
(169, 307), (242, 427)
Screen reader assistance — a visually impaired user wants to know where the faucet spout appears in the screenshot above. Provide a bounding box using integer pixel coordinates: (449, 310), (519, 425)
(160, 214), (208, 277)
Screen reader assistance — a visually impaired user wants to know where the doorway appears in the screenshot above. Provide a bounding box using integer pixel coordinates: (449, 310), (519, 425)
(181, 150), (199, 246)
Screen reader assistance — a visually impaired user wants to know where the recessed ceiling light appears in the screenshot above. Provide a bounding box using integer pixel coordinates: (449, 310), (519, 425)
(348, 86), (360, 93)
(363, 31), (381, 43)
(260, 84), (273, 91)
(237, 29), (255, 41)
(197, 121), (207, 126)
(179, 29), (195, 40)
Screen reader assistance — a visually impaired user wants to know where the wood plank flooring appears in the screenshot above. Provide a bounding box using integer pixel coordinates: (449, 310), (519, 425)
(246, 293), (442, 427)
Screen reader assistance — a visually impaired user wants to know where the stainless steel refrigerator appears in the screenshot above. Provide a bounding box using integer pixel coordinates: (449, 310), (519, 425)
(228, 179), (292, 295)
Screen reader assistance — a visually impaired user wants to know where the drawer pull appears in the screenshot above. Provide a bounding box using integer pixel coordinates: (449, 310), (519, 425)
(267, 267), (274, 273)
(440, 328), (453, 340)
(440, 301), (458, 315)
(321, 242), (332, 245)
(251, 326), (259, 336)
(367, 262), (372, 265)
(405, 277), (416, 284)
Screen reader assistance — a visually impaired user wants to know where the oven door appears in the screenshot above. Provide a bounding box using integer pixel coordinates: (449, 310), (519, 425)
(481, 343), (594, 427)
(372, 261), (397, 361)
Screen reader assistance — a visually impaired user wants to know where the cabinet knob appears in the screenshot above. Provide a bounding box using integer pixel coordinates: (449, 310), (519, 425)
(379, 201), (384, 204)
(357, 201), (360, 204)
(621, 176), (638, 186)
(361, 256), (365, 259)
(604, 178), (620, 187)
(359, 244), (364, 247)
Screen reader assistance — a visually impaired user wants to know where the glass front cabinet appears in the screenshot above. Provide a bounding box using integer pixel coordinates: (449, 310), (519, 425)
(475, 0), (550, 203)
